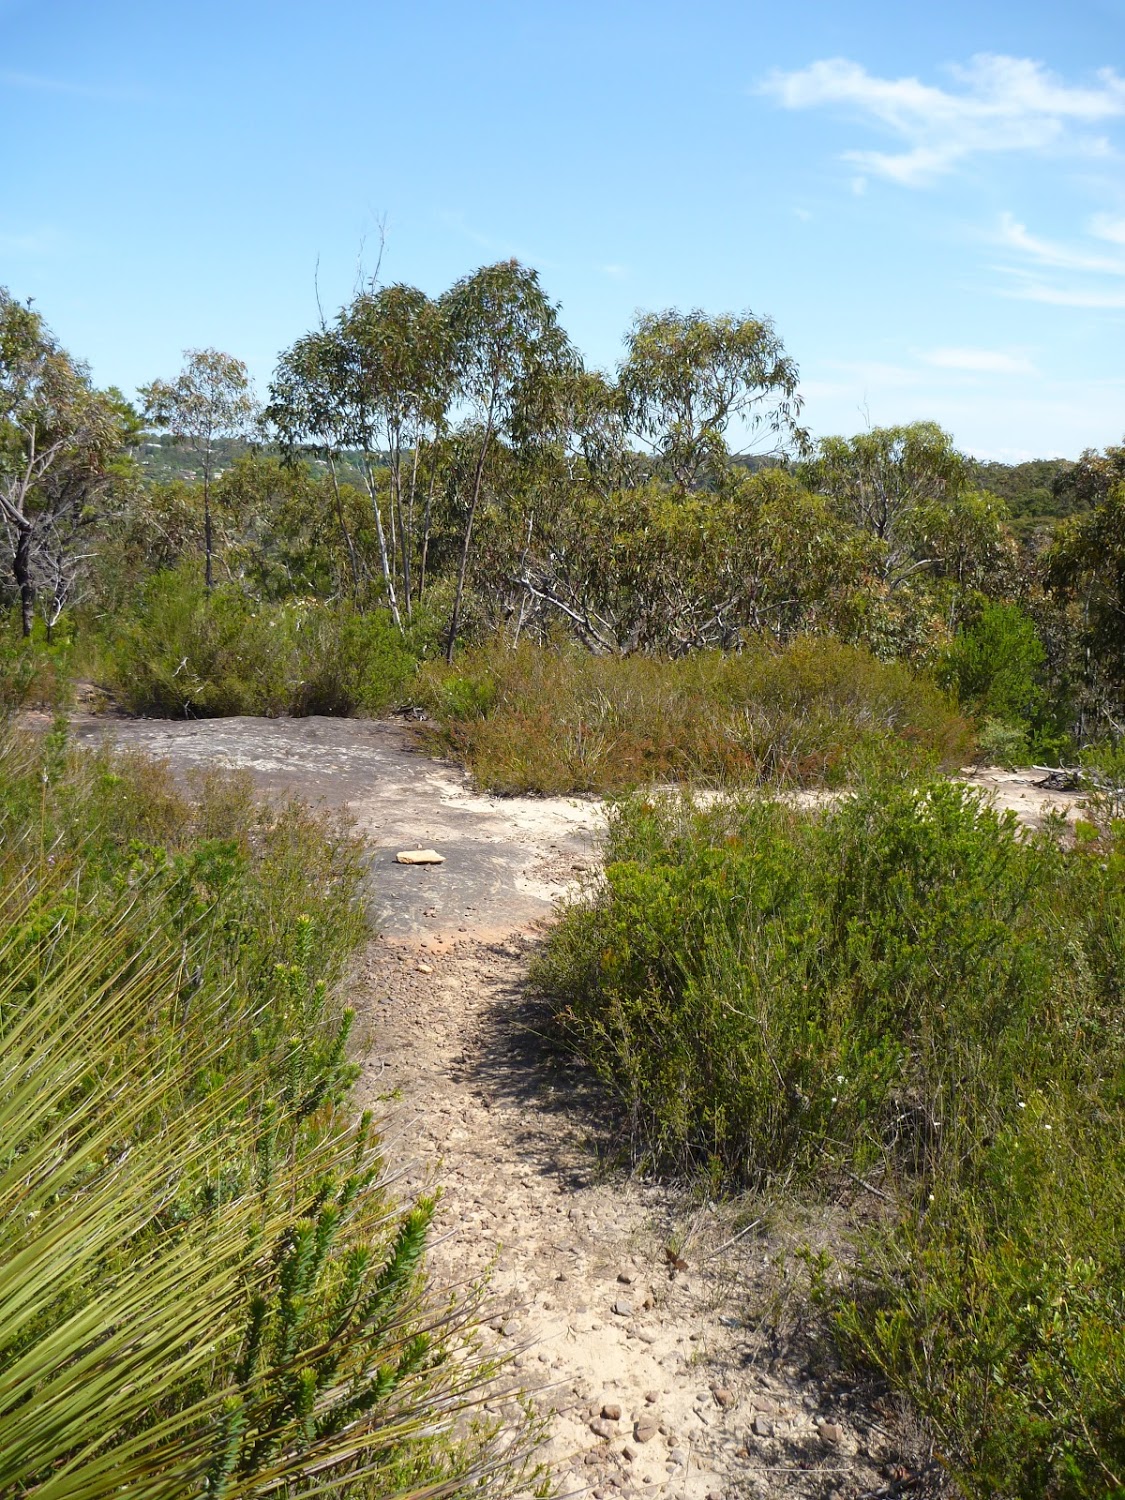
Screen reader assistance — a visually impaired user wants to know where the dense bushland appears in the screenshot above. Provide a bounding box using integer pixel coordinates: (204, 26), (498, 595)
(96, 569), (428, 717)
(0, 722), (529, 1497)
(417, 636), (973, 793)
(535, 779), (1125, 1496)
(5, 279), (1125, 761)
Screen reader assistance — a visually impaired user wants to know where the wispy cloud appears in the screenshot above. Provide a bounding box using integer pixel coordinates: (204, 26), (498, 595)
(0, 69), (145, 103)
(996, 212), (1125, 274)
(435, 211), (557, 270)
(598, 263), (629, 279)
(999, 281), (1125, 309)
(758, 55), (1125, 185)
(919, 346), (1037, 375)
(1089, 213), (1125, 246)
(990, 210), (1125, 307)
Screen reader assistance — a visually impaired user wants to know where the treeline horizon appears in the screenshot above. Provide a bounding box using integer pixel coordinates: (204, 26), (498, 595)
(3, 262), (1125, 756)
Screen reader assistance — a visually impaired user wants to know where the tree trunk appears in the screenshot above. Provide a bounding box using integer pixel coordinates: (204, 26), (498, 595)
(327, 455), (361, 602)
(419, 447), (439, 601)
(13, 527), (34, 637)
(391, 434), (412, 619)
(363, 458), (402, 630)
(203, 482), (214, 591)
(445, 405), (494, 664)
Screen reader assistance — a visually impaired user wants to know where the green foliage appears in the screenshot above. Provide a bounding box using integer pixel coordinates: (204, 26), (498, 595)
(936, 597), (1056, 756)
(1045, 482), (1125, 730)
(0, 723), (520, 1496)
(974, 715), (1030, 768)
(99, 569), (421, 717)
(536, 778), (1125, 1496)
(616, 307), (804, 488)
(418, 636), (972, 793)
(0, 622), (74, 709)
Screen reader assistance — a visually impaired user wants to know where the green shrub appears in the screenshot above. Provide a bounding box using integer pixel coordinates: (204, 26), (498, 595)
(0, 724), (527, 1497)
(941, 601), (1046, 725)
(535, 778), (1125, 1495)
(418, 636), (973, 793)
(97, 569), (422, 718)
(975, 714), (1030, 768)
(292, 604), (422, 716)
(0, 624), (74, 711)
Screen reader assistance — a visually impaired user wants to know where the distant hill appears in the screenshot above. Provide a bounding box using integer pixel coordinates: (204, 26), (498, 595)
(967, 456), (1076, 534)
(137, 436), (371, 487)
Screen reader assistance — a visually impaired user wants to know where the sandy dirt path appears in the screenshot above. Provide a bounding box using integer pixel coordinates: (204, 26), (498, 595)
(68, 714), (1086, 1499)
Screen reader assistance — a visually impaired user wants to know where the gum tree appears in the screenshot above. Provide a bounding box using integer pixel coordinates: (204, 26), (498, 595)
(0, 289), (128, 635)
(617, 308), (805, 491)
(341, 283), (452, 619)
(439, 260), (577, 661)
(141, 349), (257, 590)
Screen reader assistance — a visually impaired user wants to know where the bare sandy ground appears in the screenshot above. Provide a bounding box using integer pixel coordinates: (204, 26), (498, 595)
(65, 713), (1088, 1498)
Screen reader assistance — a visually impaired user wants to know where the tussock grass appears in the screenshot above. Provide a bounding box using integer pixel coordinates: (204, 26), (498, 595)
(418, 637), (972, 793)
(535, 778), (1125, 1497)
(0, 721), (534, 1498)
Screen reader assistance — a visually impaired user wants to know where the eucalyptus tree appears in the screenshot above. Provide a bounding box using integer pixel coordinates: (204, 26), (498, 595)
(340, 283), (452, 619)
(802, 422), (974, 591)
(141, 349), (257, 590)
(0, 289), (129, 635)
(617, 308), (805, 491)
(439, 259), (577, 661)
(267, 328), (362, 598)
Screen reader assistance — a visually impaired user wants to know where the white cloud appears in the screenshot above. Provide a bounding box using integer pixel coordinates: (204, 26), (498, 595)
(920, 346), (1038, 375)
(996, 212), (1125, 274)
(1000, 281), (1125, 308)
(989, 210), (1125, 307)
(1090, 213), (1125, 245)
(758, 54), (1125, 185)
(598, 263), (629, 279)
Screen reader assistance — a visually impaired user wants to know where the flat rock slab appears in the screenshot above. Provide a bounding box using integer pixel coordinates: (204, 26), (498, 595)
(396, 849), (445, 865)
(67, 714), (604, 942)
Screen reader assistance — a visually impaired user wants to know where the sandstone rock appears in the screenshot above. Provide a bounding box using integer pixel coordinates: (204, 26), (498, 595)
(818, 1421), (843, 1445)
(396, 848), (445, 864)
(601, 1403), (622, 1421)
(711, 1386), (735, 1409)
(589, 1418), (614, 1440)
(611, 1297), (633, 1317)
(634, 1416), (659, 1443)
(750, 1395), (779, 1414)
(751, 1415), (773, 1439)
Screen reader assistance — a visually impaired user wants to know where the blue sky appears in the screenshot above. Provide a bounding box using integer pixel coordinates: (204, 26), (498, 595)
(3, 0), (1124, 459)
